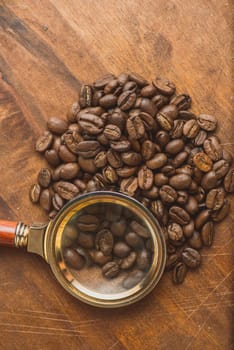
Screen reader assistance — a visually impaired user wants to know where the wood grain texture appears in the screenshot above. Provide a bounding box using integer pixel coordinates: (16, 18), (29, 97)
(0, 1), (233, 349)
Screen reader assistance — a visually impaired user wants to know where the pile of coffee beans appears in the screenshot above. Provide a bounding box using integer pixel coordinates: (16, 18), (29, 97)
(30, 72), (234, 284)
(62, 203), (152, 289)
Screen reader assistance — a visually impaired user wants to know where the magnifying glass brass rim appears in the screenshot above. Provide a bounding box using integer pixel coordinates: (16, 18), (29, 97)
(44, 191), (166, 308)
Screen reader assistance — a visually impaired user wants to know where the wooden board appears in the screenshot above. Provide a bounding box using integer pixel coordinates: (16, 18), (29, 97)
(0, 1), (233, 349)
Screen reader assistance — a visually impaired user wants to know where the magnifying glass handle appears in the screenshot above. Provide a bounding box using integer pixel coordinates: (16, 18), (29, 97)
(0, 220), (29, 248)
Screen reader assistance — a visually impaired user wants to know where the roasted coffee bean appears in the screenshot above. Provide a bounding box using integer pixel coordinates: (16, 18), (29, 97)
(195, 209), (211, 230)
(168, 223), (183, 242)
(201, 171), (218, 190)
(194, 130), (207, 146)
(183, 220), (195, 238)
(104, 79), (119, 94)
(129, 220), (149, 238)
(177, 191), (189, 205)
(107, 149), (123, 168)
(30, 184), (41, 203)
(141, 84), (157, 97)
(110, 140), (131, 152)
(206, 188), (225, 210)
(76, 140), (101, 158)
(142, 186), (159, 199)
(213, 159), (229, 179)
(62, 130), (83, 155)
(110, 219), (127, 236)
(136, 249), (151, 270)
(188, 231), (202, 250)
(172, 262), (187, 284)
(102, 261), (119, 278)
(116, 166), (137, 178)
(117, 73), (129, 86)
(95, 229), (114, 256)
(161, 165), (176, 176)
(118, 91), (137, 110)
(64, 248), (85, 270)
(141, 140), (155, 160)
(201, 221), (214, 247)
(152, 77), (176, 96)
(224, 167), (234, 193)
(129, 72), (148, 86)
(121, 152), (142, 166)
(67, 101), (80, 122)
(212, 199), (230, 222)
(169, 174), (192, 190)
(90, 250), (112, 266)
(171, 120), (185, 139)
(151, 200), (165, 221)
(193, 152), (212, 172)
(121, 251), (137, 269)
(140, 111), (157, 130)
(39, 189), (52, 211)
(182, 247), (201, 268)
(53, 181), (79, 200)
(47, 117), (68, 135)
(93, 74), (116, 89)
(126, 114), (145, 139)
(99, 94), (117, 109)
(154, 173), (168, 186)
(160, 104), (178, 120)
(165, 253), (180, 271)
(184, 196), (198, 216)
(171, 94), (191, 111)
(156, 130), (170, 147)
(77, 232), (94, 249)
(113, 242), (131, 258)
(152, 94), (169, 109)
(125, 232), (144, 249)
(146, 153), (167, 170)
(195, 187), (206, 203)
(169, 206), (190, 225)
(178, 111), (196, 120)
(176, 165), (193, 177)
(197, 114), (217, 131)
(60, 163), (80, 180)
(165, 139), (184, 155)
(203, 136), (223, 161)
(222, 149), (233, 164)
(94, 151), (107, 168)
(52, 193), (64, 211)
(103, 124), (121, 141)
(123, 81), (137, 93)
(160, 185), (177, 204)
(45, 149), (60, 167)
(156, 113), (174, 131)
(79, 84), (92, 107)
(183, 119), (200, 138)
(171, 151), (188, 168)
(78, 113), (104, 135)
(138, 166), (154, 190)
(59, 145), (77, 163)
(123, 269), (144, 289)
(35, 131), (53, 152)
(37, 168), (51, 188)
(120, 177), (138, 196)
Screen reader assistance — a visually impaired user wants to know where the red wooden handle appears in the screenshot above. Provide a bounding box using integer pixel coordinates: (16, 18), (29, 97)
(0, 220), (18, 247)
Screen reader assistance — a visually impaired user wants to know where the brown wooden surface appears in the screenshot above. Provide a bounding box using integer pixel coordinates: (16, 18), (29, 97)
(0, 1), (233, 349)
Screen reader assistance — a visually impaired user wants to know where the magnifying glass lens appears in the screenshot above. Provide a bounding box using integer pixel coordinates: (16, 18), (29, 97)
(60, 201), (153, 297)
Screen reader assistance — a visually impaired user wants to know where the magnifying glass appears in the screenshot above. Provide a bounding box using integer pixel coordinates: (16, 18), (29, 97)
(0, 191), (166, 308)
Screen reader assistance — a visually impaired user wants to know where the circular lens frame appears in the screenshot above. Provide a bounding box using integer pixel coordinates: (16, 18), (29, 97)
(44, 191), (166, 308)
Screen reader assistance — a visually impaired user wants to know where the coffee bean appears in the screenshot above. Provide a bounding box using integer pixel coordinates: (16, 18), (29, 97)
(113, 242), (131, 258)
(206, 188), (225, 210)
(224, 167), (234, 193)
(194, 130), (207, 146)
(177, 191), (189, 205)
(160, 185), (177, 204)
(102, 261), (119, 279)
(182, 247), (201, 268)
(212, 199), (230, 222)
(129, 220), (149, 238)
(30, 184), (41, 203)
(45, 149), (60, 167)
(125, 232), (144, 249)
(93, 74), (116, 89)
(77, 113), (104, 135)
(95, 229), (114, 256)
(197, 114), (217, 131)
(201, 171), (218, 190)
(183, 220), (195, 238)
(110, 219), (127, 237)
(120, 176), (138, 196)
(154, 173), (168, 186)
(160, 104), (178, 120)
(116, 166), (137, 178)
(195, 209), (211, 230)
(122, 269), (144, 289)
(188, 231), (202, 250)
(59, 145), (77, 163)
(52, 193), (64, 211)
(118, 91), (137, 111)
(152, 77), (176, 96)
(90, 250), (112, 266)
(47, 117), (68, 135)
(203, 136), (223, 161)
(79, 156), (97, 174)
(156, 113), (174, 131)
(168, 223), (183, 242)
(184, 196), (199, 215)
(213, 159), (230, 179)
(107, 149), (123, 168)
(141, 140), (155, 161)
(121, 151), (142, 166)
(193, 152), (212, 172)
(138, 166), (154, 190)
(146, 153), (167, 170)
(53, 181), (79, 200)
(169, 206), (190, 225)
(171, 94), (191, 111)
(151, 200), (165, 221)
(117, 73), (129, 86)
(156, 130), (170, 147)
(169, 174), (192, 190)
(126, 113), (145, 139)
(152, 94), (170, 109)
(142, 186), (159, 199)
(141, 84), (157, 97)
(222, 149), (233, 164)
(165, 139), (184, 155)
(165, 253), (180, 271)
(183, 119), (200, 138)
(136, 249), (151, 270)
(123, 81), (137, 93)
(99, 94), (117, 109)
(39, 189), (52, 211)
(79, 84), (92, 108)
(129, 72), (148, 86)
(121, 251), (137, 269)
(76, 140), (101, 158)
(94, 151), (107, 168)
(172, 262), (187, 284)
(103, 124), (121, 141)
(171, 151), (188, 168)
(60, 163), (80, 180)
(201, 221), (214, 247)
(171, 120), (185, 139)
(35, 131), (53, 152)
(161, 165), (176, 176)
(64, 248), (85, 269)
